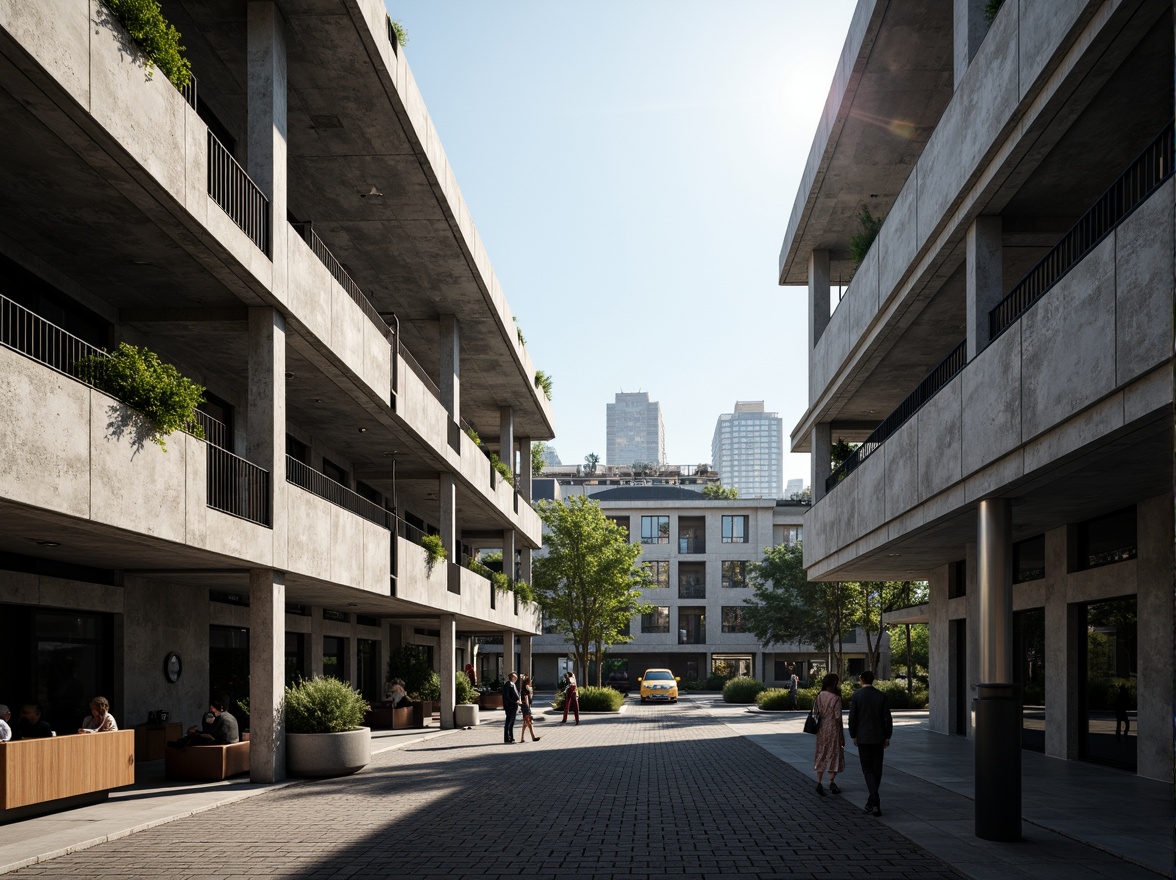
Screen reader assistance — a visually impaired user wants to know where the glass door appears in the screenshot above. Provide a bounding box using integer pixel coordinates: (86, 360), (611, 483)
(1080, 596), (1136, 769)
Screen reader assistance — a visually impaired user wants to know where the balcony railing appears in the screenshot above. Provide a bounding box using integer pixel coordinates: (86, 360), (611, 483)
(290, 222), (393, 342)
(400, 343), (441, 399)
(826, 339), (967, 493)
(192, 410), (228, 450)
(207, 446), (270, 526)
(0, 292), (105, 377)
(286, 456), (392, 530)
(678, 582), (706, 600)
(207, 131), (270, 255)
(990, 122), (1174, 339)
(179, 74), (197, 111)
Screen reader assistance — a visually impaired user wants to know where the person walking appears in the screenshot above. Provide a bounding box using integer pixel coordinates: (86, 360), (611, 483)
(502, 673), (521, 743)
(812, 673), (845, 796)
(788, 674), (799, 710)
(519, 674), (541, 742)
(848, 670), (893, 816)
(561, 671), (580, 724)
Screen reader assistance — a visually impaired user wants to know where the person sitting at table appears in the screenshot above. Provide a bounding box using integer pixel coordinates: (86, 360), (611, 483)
(78, 695), (118, 733)
(387, 679), (410, 708)
(13, 703), (53, 739)
(0, 704), (11, 742)
(170, 697), (239, 747)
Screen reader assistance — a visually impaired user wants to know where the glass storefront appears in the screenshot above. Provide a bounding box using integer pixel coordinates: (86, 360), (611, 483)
(1081, 596), (1136, 769)
(1014, 608), (1046, 752)
(357, 639), (380, 701)
(209, 625), (250, 728)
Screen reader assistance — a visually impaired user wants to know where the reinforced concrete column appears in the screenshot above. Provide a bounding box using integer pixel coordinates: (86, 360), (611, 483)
(249, 568), (285, 783)
(440, 615), (456, 730)
(440, 315), (460, 423)
(808, 249), (831, 349)
(518, 435), (532, 502)
(248, 308), (286, 567)
(347, 625), (358, 688)
(810, 423), (832, 503)
(502, 530), (516, 581)
(439, 474), (457, 561)
(502, 630), (516, 678)
(499, 406), (515, 477)
(310, 607), (324, 676)
(966, 216), (1002, 359)
(247, 1), (287, 285)
(954, 0), (989, 89)
(974, 498), (1019, 841)
(520, 635), (533, 678)
(1134, 495), (1173, 780)
(519, 547), (532, 587)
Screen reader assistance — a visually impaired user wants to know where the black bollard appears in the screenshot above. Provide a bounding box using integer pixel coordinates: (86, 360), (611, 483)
(973, 682), (1022, 841)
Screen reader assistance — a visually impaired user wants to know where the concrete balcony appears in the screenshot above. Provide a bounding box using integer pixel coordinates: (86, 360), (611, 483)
(805, 179), (1173, 579)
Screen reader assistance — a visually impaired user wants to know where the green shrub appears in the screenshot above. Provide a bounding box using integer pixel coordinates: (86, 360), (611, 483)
(456, 670), (477, 704)
(389, 18), (408, 47)
(756, 688), (795, 710)
(284, 675), (369, 734)
(722, 676), (766, 704)
(682, 673), (728, 691)
(872, 679), (929, 710)
(102, 0), (191, 87)
(419, 533), (447, 566)
(386, 645), (433, 697)
(534, 369), (553, 401)
(796, 687), (819, 710)
(577, 686), (624, 711)
(849, 206), (884, 264)
(489, 453), (514, 487)
(72, 342), (204, 451)
(418, 671), (441, 702)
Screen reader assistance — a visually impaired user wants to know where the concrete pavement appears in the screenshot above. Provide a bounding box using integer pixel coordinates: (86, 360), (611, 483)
(1, 696), (1168, 879)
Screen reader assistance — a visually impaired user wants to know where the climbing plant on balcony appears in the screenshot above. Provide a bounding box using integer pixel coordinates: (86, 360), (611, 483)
(419, 534), (447, 569)
(489, 453), (515, 487)
(534, 369), (553, 401)
(388, 18), (409, 47)
(100, 0), (192, 88)
(849, 206), (884, 265)
(72, 342), (205, 452)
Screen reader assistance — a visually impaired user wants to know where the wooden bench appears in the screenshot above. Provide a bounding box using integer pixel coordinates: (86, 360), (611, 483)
(0, 730), (135, 822)
(364, 703), (416, 729)
(164, 734), (250, 781)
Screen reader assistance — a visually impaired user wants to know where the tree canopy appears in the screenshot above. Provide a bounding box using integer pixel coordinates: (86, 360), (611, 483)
(532, 495), (650, 685)
(701, 483), (738, 499)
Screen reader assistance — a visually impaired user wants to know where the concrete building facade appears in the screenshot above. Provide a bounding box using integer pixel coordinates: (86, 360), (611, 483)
(0, 0), (552, 782)
(779, 0), (1172, 782)
(606, 392), (666, 466)
(528, 484), (887, 687)
(711, 401), (784, 498)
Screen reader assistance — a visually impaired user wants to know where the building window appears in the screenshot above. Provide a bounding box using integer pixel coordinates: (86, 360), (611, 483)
(678, 516), (706, 554)
(949, 560), (966, 599)
(641, 516), (670, 544)
(1013, 535), (1045, 583)
(721, 515), (748, 543)
(1076, 507), (1136, 570)
(643, 560), (669, 588)
(778, 524), (802, 546)
(607, 516), (631, 541)
(678, 562), (706, 599)
(642, 606), (670, 633)
(721, 561), (748, 589)
(678, 608), (705, 644)
(721, 607), (747, 633)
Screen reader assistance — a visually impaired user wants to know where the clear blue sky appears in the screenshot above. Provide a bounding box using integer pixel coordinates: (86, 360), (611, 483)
(385, 1), (856, 487)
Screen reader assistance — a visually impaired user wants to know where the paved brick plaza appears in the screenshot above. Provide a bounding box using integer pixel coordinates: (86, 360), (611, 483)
(12, 702), (960, 879)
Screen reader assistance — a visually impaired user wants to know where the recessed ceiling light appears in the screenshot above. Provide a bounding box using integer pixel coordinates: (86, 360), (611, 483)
(358, 428), (368, 433)
(886, 552), (901, 557)
(359, 185), (383, 198)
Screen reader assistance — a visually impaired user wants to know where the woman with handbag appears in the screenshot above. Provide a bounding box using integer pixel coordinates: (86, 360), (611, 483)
(812, 673), (845, 796)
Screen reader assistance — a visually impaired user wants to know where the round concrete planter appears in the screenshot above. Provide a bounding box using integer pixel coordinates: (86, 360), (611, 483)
(454, 703), (479, 727)
(286, 727), (371, 777)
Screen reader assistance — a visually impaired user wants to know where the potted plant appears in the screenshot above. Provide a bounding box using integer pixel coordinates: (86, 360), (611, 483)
(479, 677), (504, 710)
(454, 669), (479, 727)
(284, 676), (371, 777)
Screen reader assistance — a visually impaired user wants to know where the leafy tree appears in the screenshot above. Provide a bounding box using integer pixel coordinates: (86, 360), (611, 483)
(702, 483), (738, 499)
(830, 437), (858, 470)
(531, 441), (548, 477)
(889, 623), (929, 691)
(850, 580), (928, 674)
(584, 452), (600, 475)
(743, 542), (855, 677)
(532, 496), (652, 685)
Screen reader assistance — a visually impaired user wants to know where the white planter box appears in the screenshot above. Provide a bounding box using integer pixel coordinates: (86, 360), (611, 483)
(454, 704), (479, 727)
(286, 726), (371, 777)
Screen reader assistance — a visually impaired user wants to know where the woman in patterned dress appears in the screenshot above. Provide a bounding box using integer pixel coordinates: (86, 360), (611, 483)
(813, 673), (845, 795)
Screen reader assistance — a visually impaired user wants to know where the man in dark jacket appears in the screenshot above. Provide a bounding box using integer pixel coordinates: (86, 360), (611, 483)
(848, 670), (893, 817)
(172, 697), (239, 747)
(502, 673), (521, 743)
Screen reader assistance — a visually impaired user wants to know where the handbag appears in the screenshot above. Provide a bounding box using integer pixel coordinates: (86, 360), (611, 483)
(803, 701), (821, 735)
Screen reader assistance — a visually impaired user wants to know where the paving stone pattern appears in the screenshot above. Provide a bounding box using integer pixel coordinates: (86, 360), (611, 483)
(11, 702), (961, 879)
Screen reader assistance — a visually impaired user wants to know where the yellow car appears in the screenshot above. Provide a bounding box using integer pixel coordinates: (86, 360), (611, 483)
(638, 668), (680, 703)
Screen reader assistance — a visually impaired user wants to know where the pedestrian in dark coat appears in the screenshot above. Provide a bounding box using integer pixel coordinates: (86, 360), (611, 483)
(848, 670), (893, 817)
(502, 673), (521, 743)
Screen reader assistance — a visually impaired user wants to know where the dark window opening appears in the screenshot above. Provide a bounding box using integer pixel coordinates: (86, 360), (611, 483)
(1014, 535), (1045, 583)
(1076, 507), (1136, 570)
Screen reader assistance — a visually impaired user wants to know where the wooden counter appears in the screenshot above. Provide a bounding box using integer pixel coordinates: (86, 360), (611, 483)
(0, 730), (135, 821)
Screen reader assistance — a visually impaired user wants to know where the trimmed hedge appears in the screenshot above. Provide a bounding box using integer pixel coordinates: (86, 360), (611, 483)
(553, 685), (624, 712)
(722, 676), (766, 704)
(796, 681), (928, 710)
(756, 688), (795, 710)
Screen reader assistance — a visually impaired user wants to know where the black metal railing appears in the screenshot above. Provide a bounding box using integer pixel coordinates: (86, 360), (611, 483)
(179, 74), (197, 110)
(207, 131), (270, 255)
(826, 339), (968, 492)
(0, 292), (106, 377)
(286, 456), (392, 530)
(397, 518), (427, 547)
(191, 410), (228, 450)
(207, 445), (270, 525)
(290, 222), (392, 341)
(990, 122), (1174, 339)
(400, 343), (442, 399)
